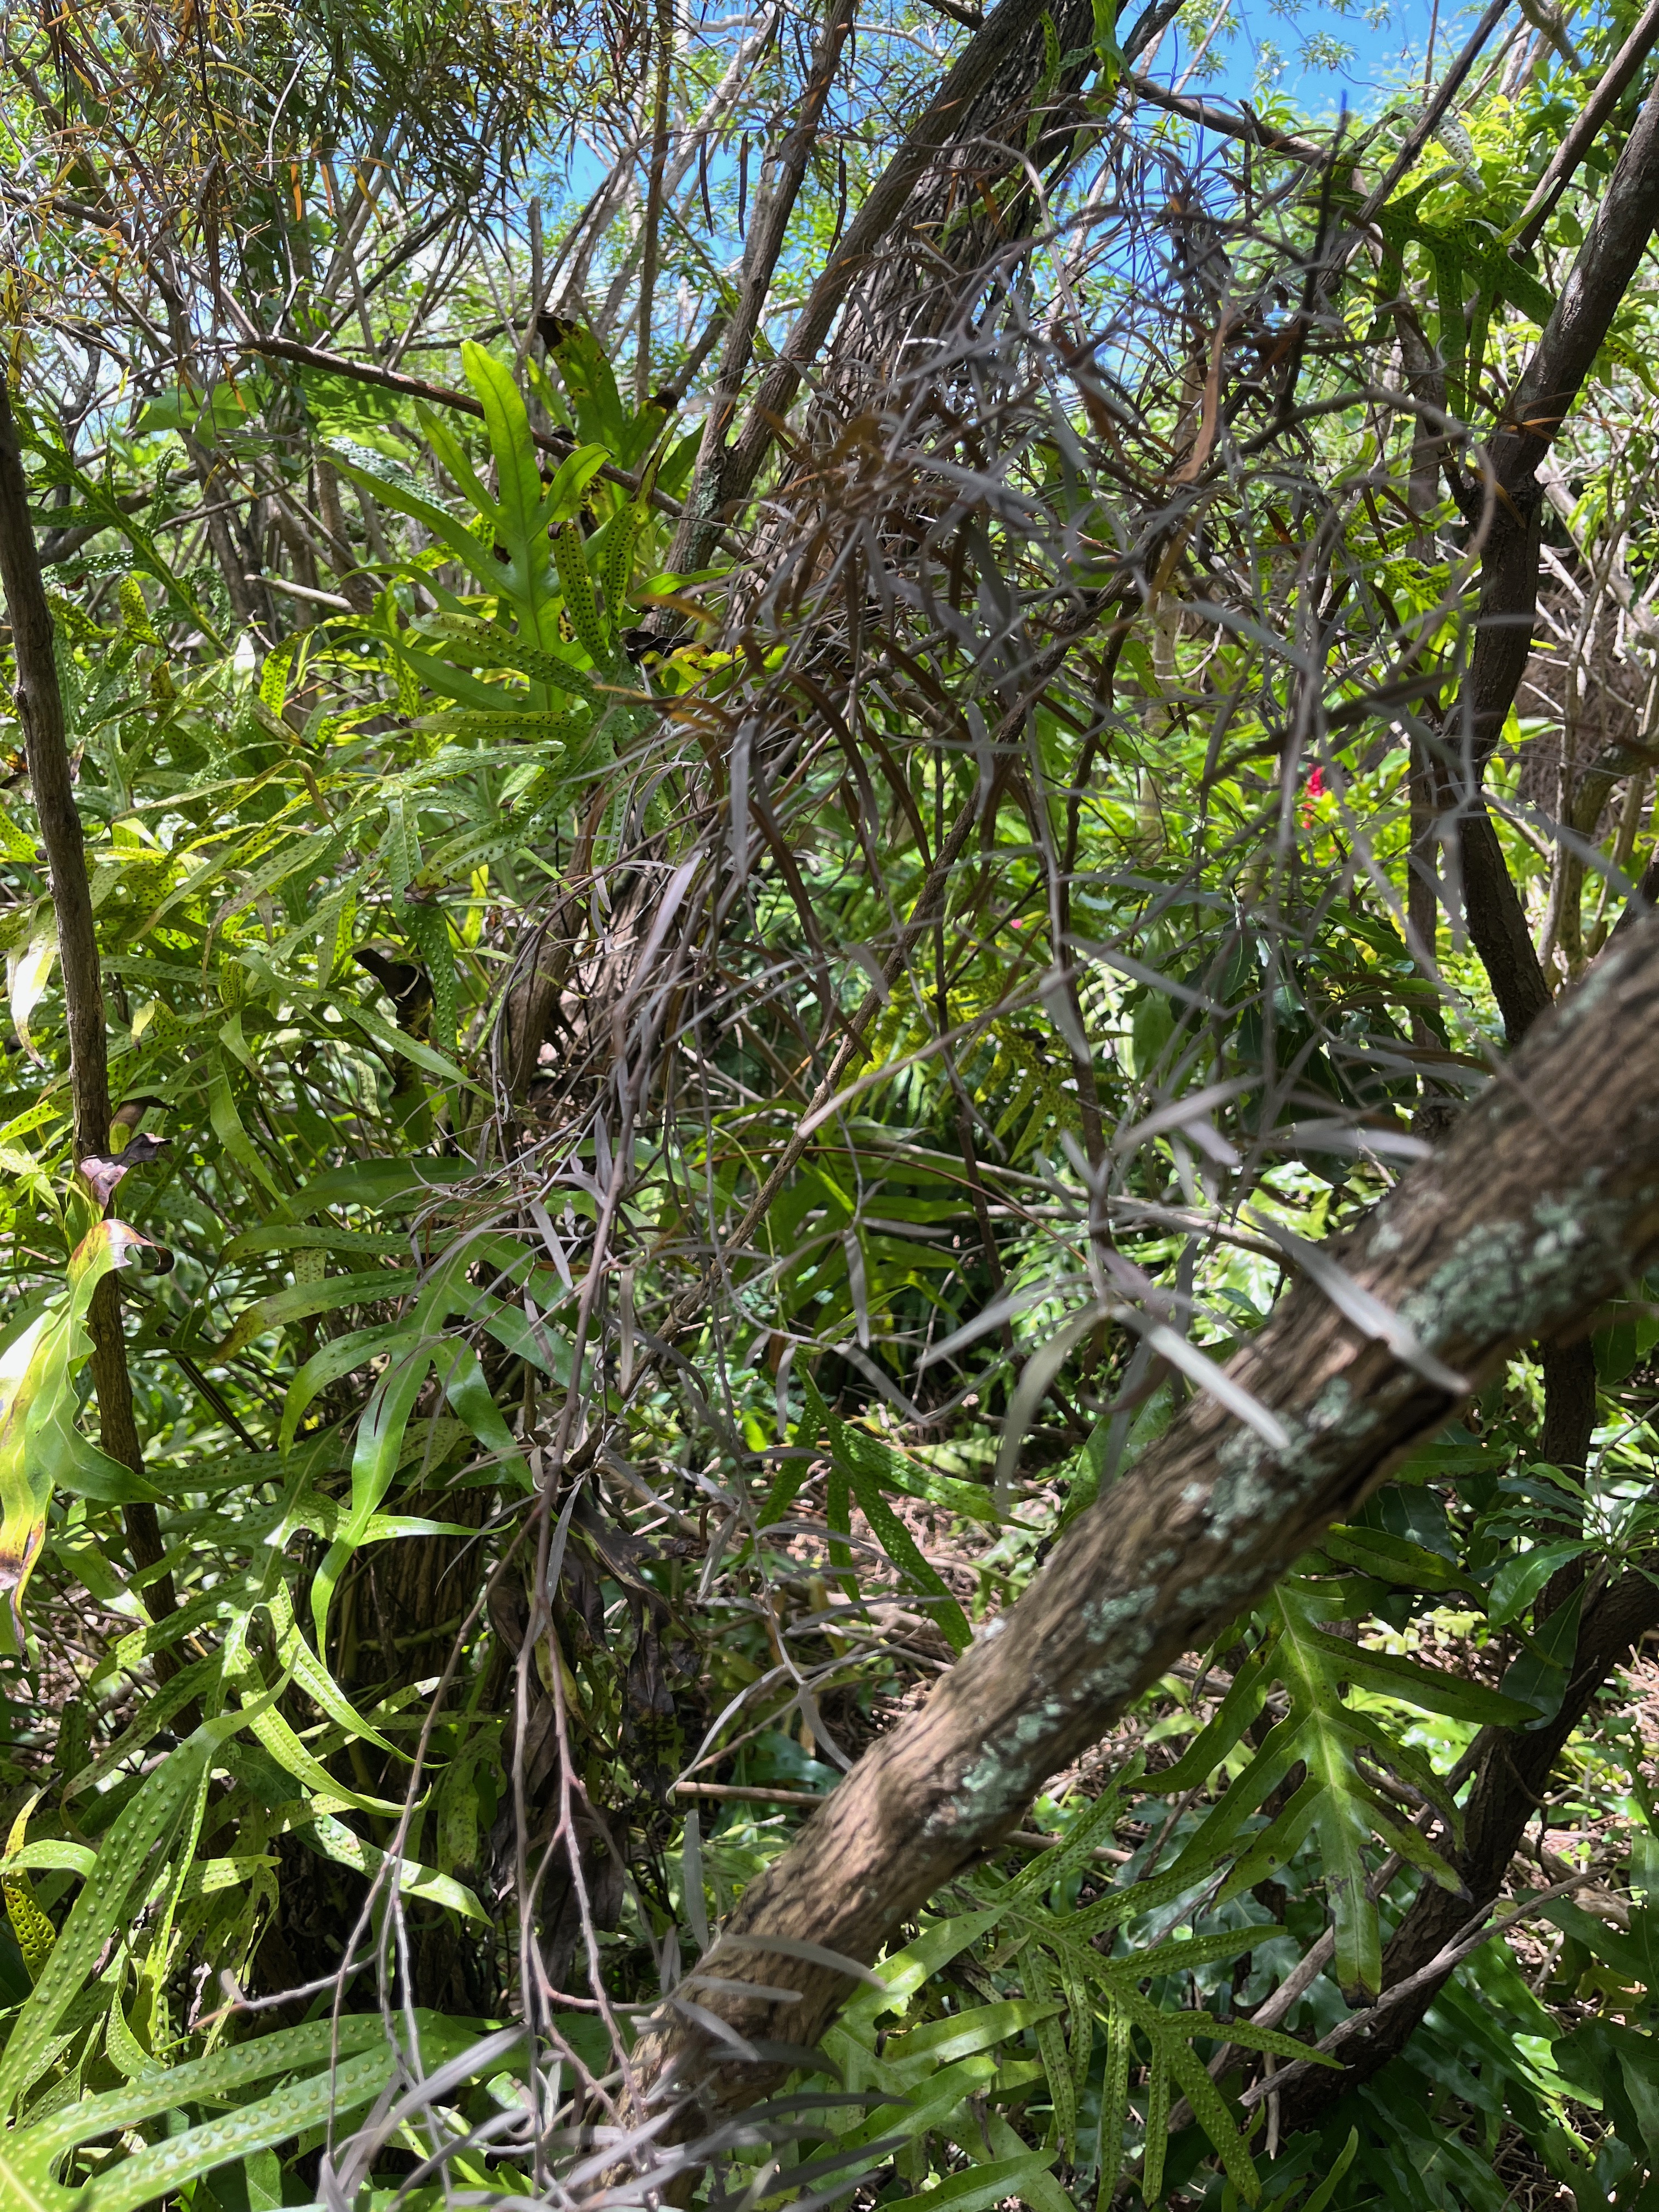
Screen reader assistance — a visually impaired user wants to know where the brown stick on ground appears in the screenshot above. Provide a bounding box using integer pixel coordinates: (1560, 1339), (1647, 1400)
(0, 374), (177, 1628)
(624, 915), (1659, 2135)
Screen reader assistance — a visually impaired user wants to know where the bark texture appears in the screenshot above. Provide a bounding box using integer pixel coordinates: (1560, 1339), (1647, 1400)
(1210, 70), (1659, 2121)
(626, 915), (1659, 2128)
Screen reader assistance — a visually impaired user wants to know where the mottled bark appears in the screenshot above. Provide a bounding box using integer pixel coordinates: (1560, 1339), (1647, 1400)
(1305, 108), (1659, 2095)
(624, 916), (1659, 2130)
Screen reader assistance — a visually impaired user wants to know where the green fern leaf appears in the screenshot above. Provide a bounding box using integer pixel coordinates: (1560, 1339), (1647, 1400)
(555, 521), (609, 663)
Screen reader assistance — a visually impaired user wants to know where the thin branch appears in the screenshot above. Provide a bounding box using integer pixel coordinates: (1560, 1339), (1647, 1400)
(0, 373), (177, 1634)
(1513, 0), (1659, 253)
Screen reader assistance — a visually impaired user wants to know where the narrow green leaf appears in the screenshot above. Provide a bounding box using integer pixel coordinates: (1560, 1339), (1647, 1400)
(883, 1997), (1064, 2086)
(1, 1222), (162, 1652)
(461, 342), (559, 638)
(825, 1447), (858, 1605)
(804, 1376), (973, 1651)
(218, 1267), (418, 1361)
(1305, 1733), (1380, 2001)
(327, 438), (503, 589)
(839, 1911), (1001, 2029)
(1162, 1713), (1311, 1886)
(2, 1841), (96, 1877)
(208, 1053), (281, 1201)
(1488, 1541), (1589, 1627)
(1306, 1628), (1537, 1723)
(414, 398), (501, 525)
(1154, 2010), (1261, 2204)
(301, 1809), (488, 1921)
(554, 520), (609, 662)
(1065, 1841), (1230, 1938)
(1315, 1525), (1475, 1594)
(279, 1322), (412, 1449)
(1142, 1650), (1271, 1796)
(266, 1582), (403, 1759)
(1097, 2003), (1132, 2203)
(1028, 1948), (1077, 2158)
(1299, 2129), (1361, 2212)
(915, 2155), (1059, 2212)
(414, 612), (602, 697)
(833, 1417), (1001, 1523)
(1006, 1764), (1142, 1899)
(308, 1356), (434, 1647)
(435, 1339), (527, 1475)
(0, 1707), (249, 2111)
(1141, 2042), (1171, 2204)
(1212, 1777), (1324, 1910)
(338, 992), (477, 1088)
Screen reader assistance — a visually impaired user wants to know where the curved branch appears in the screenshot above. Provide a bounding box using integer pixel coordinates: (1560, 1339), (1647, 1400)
(1512, 0), (1659, 253)
(1427, 71), (1659, 1041)
(718, 0), (1096, 522)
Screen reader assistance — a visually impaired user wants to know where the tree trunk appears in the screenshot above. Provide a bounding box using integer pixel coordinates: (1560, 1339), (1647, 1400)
(1443, 71), (1659, 1039)
(621, 911), (1659, 2131)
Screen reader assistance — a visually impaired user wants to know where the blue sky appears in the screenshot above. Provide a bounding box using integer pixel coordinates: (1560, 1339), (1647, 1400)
(1164, 0), (1486, 120)
(542, 0), (1503, 302)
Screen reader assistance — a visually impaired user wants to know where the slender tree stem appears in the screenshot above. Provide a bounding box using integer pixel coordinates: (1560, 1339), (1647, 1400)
(0, 373), (176, 1626)
(672, 0), (859, 572)
(1511, 0), (1659, 251)
(635, 0), (676, 407)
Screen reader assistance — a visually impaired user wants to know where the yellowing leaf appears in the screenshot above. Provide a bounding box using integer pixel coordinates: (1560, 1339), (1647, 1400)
(7, 912), (56, 1063)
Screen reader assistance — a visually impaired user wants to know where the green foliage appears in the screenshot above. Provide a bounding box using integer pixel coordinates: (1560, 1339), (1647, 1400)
(7, 4), (1659, 2204)
(0, 334), (684, 2198)
(0, 1223), (166, 1654)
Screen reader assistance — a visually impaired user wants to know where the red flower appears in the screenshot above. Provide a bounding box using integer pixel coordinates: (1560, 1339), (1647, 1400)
(1301, 763), (1325, 828)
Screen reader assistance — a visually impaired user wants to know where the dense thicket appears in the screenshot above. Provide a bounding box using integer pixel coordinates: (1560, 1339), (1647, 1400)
(5, 1), (1659, 2208)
